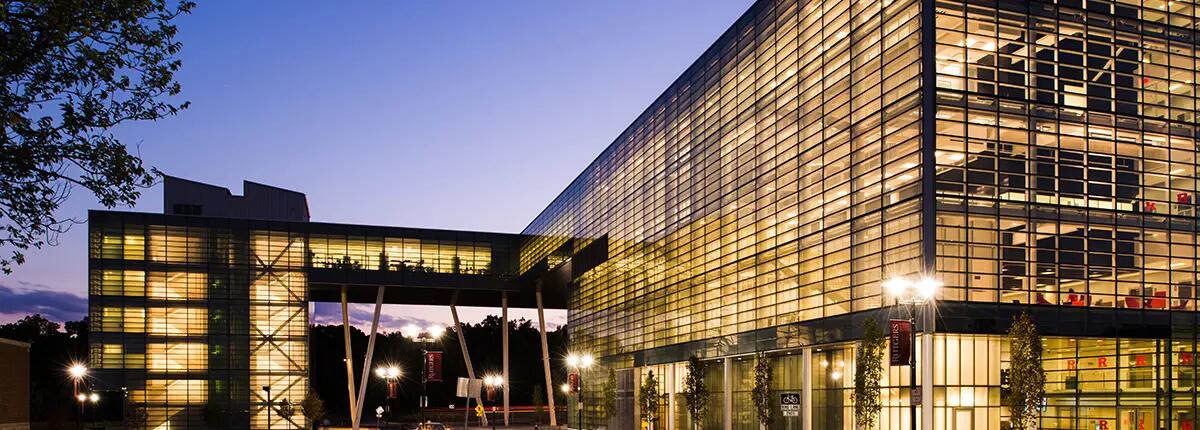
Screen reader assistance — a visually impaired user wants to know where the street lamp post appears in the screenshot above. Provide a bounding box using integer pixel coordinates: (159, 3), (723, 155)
(484, 375), (504, 430)
(263, 385), (272, 430)
(67, 363), (88, 430)
(566, 353), (594, 430)
(402, 324), (445, 425)
(882, 276), (940, 430)
(560, 383), (572, 430)
(374, 365), (402, 424)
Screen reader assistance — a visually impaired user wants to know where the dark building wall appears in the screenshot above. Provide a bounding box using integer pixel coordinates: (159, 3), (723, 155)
(0, 338), (31, 430)
(162, 176), (310, 222)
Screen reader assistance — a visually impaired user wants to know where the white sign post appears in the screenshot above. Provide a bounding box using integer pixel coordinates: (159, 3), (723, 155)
(457, 377), (485, 429)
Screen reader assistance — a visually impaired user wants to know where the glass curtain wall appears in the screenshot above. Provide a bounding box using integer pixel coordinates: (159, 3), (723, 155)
(249, 231), (308, 430)
(90, 215), (311, 430)
(933, 0), (1200, 309)
(520, 0), (924, 376)
(90, 219), (247, 429)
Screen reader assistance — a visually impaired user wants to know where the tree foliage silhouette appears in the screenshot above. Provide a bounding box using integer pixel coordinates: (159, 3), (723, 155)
(1, 0), (193, 273)
(853, 317), (885, 430)
(1005, 312), (1045, 430)
(681, 356), (708, 430)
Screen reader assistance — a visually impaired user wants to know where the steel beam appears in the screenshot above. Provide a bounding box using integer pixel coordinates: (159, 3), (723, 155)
(536, 281), (558, 426)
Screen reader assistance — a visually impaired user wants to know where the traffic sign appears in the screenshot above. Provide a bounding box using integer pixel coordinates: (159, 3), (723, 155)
(780, 392), (800, 417)
(474, 404), (484, 417)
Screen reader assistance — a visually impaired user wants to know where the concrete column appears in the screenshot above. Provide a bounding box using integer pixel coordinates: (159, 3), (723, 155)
(502, 291), (511, 426)
(723, 359), (732, 430)
(667, 363), (676, 430)
(922, 303), (935, 430)
(801, 347), (812, 430)
(353, 286), (385, 429)
(536, 281), (558, 426)
(450, 291), (487, 426)
(340, 286), (359, 430)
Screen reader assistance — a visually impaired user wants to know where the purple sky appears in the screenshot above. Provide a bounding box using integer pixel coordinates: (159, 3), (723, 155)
(2, 1), (753, 331)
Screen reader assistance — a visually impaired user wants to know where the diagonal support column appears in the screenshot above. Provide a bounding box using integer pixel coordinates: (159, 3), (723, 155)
(341, 286), (360, 430)
(536, 280), (558, 426)
(502, 291), (511, 426)
(354, 286), (386, 430)
(450, 291), (487, 426)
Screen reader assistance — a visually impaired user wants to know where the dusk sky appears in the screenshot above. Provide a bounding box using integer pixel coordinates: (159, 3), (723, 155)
(2, 1), (754, 331)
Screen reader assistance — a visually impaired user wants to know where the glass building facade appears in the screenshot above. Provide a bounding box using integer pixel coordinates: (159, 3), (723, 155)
(518, 0), (1200, 429)
(85, 0), (1200, 428)
(87, 212), (518, 429)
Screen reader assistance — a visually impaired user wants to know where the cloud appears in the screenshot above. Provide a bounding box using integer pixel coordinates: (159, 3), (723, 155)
(311, 303), (438, 334)
(310, 303), (567, 334)
(0, 282), (89, 323)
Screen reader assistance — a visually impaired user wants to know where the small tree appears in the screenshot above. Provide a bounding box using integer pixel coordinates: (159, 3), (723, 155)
(600, 367), (617, 422)
(532, 385), (545, 425)
(202, 403), (225, 429)
(1006, 312), (1045, 430)
(751, 354), (773, 428)
(301, 391), (326, 430)
(681, 356), (709, 430)
(277, 398), (296, 422)
(853, 318), (886, 430)
(639, 370), (661, 430)
(125, 402), (148, 430)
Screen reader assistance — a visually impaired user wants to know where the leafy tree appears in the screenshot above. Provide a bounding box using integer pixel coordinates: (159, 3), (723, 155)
(125, 402), (148, 430)
(0, 313), (60, 339)
(202, 403), (224, 429)
(853, 318), (885, 430)
(681, 356), (708, 430)
(599, 367), (617, 421)
(0, 0), (194, 273)
(639, 370), (660, 430)
(1005, 312), (1045, 430)
(532, 385), (545, 425)
(751, 354), (772, 428)
(0, 314), (88, 422)
(277, 398), (296, 421)
(300, 391), (326, 429)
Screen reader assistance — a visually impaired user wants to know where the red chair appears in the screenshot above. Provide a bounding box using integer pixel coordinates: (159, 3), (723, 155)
(1147, 291), (1167, 309)
(1065, 294), (1087, 306)
(1124, 296), (1142, 308)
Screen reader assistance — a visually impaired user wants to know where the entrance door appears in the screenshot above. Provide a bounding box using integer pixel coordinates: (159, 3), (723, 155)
(1122, 408), (1154, 430)
(954, 408), (974, 430)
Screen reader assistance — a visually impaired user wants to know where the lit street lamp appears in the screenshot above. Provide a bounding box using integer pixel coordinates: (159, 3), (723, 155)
(882, 276), (941, 430)
(67, 363), (89, 430)
(402, 324), (445, 423)
(566, 353), (594, 430)
(374, 365), (402, 423)
(484, 375), (504, 430)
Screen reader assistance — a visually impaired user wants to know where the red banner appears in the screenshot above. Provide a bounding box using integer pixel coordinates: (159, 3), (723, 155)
(424, 351), (443, 382)
(889, 319), (913, 366)
(568, 372), (580, 393)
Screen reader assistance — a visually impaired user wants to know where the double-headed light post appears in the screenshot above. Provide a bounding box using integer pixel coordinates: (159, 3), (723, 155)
(484, 374), (504, 430)
(882, 276), (940, 430)
(67, 363), (90, 429)
(566, 353), (594, 430)
(374, 365), (402, 423)
(401, 324), (445, 423)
